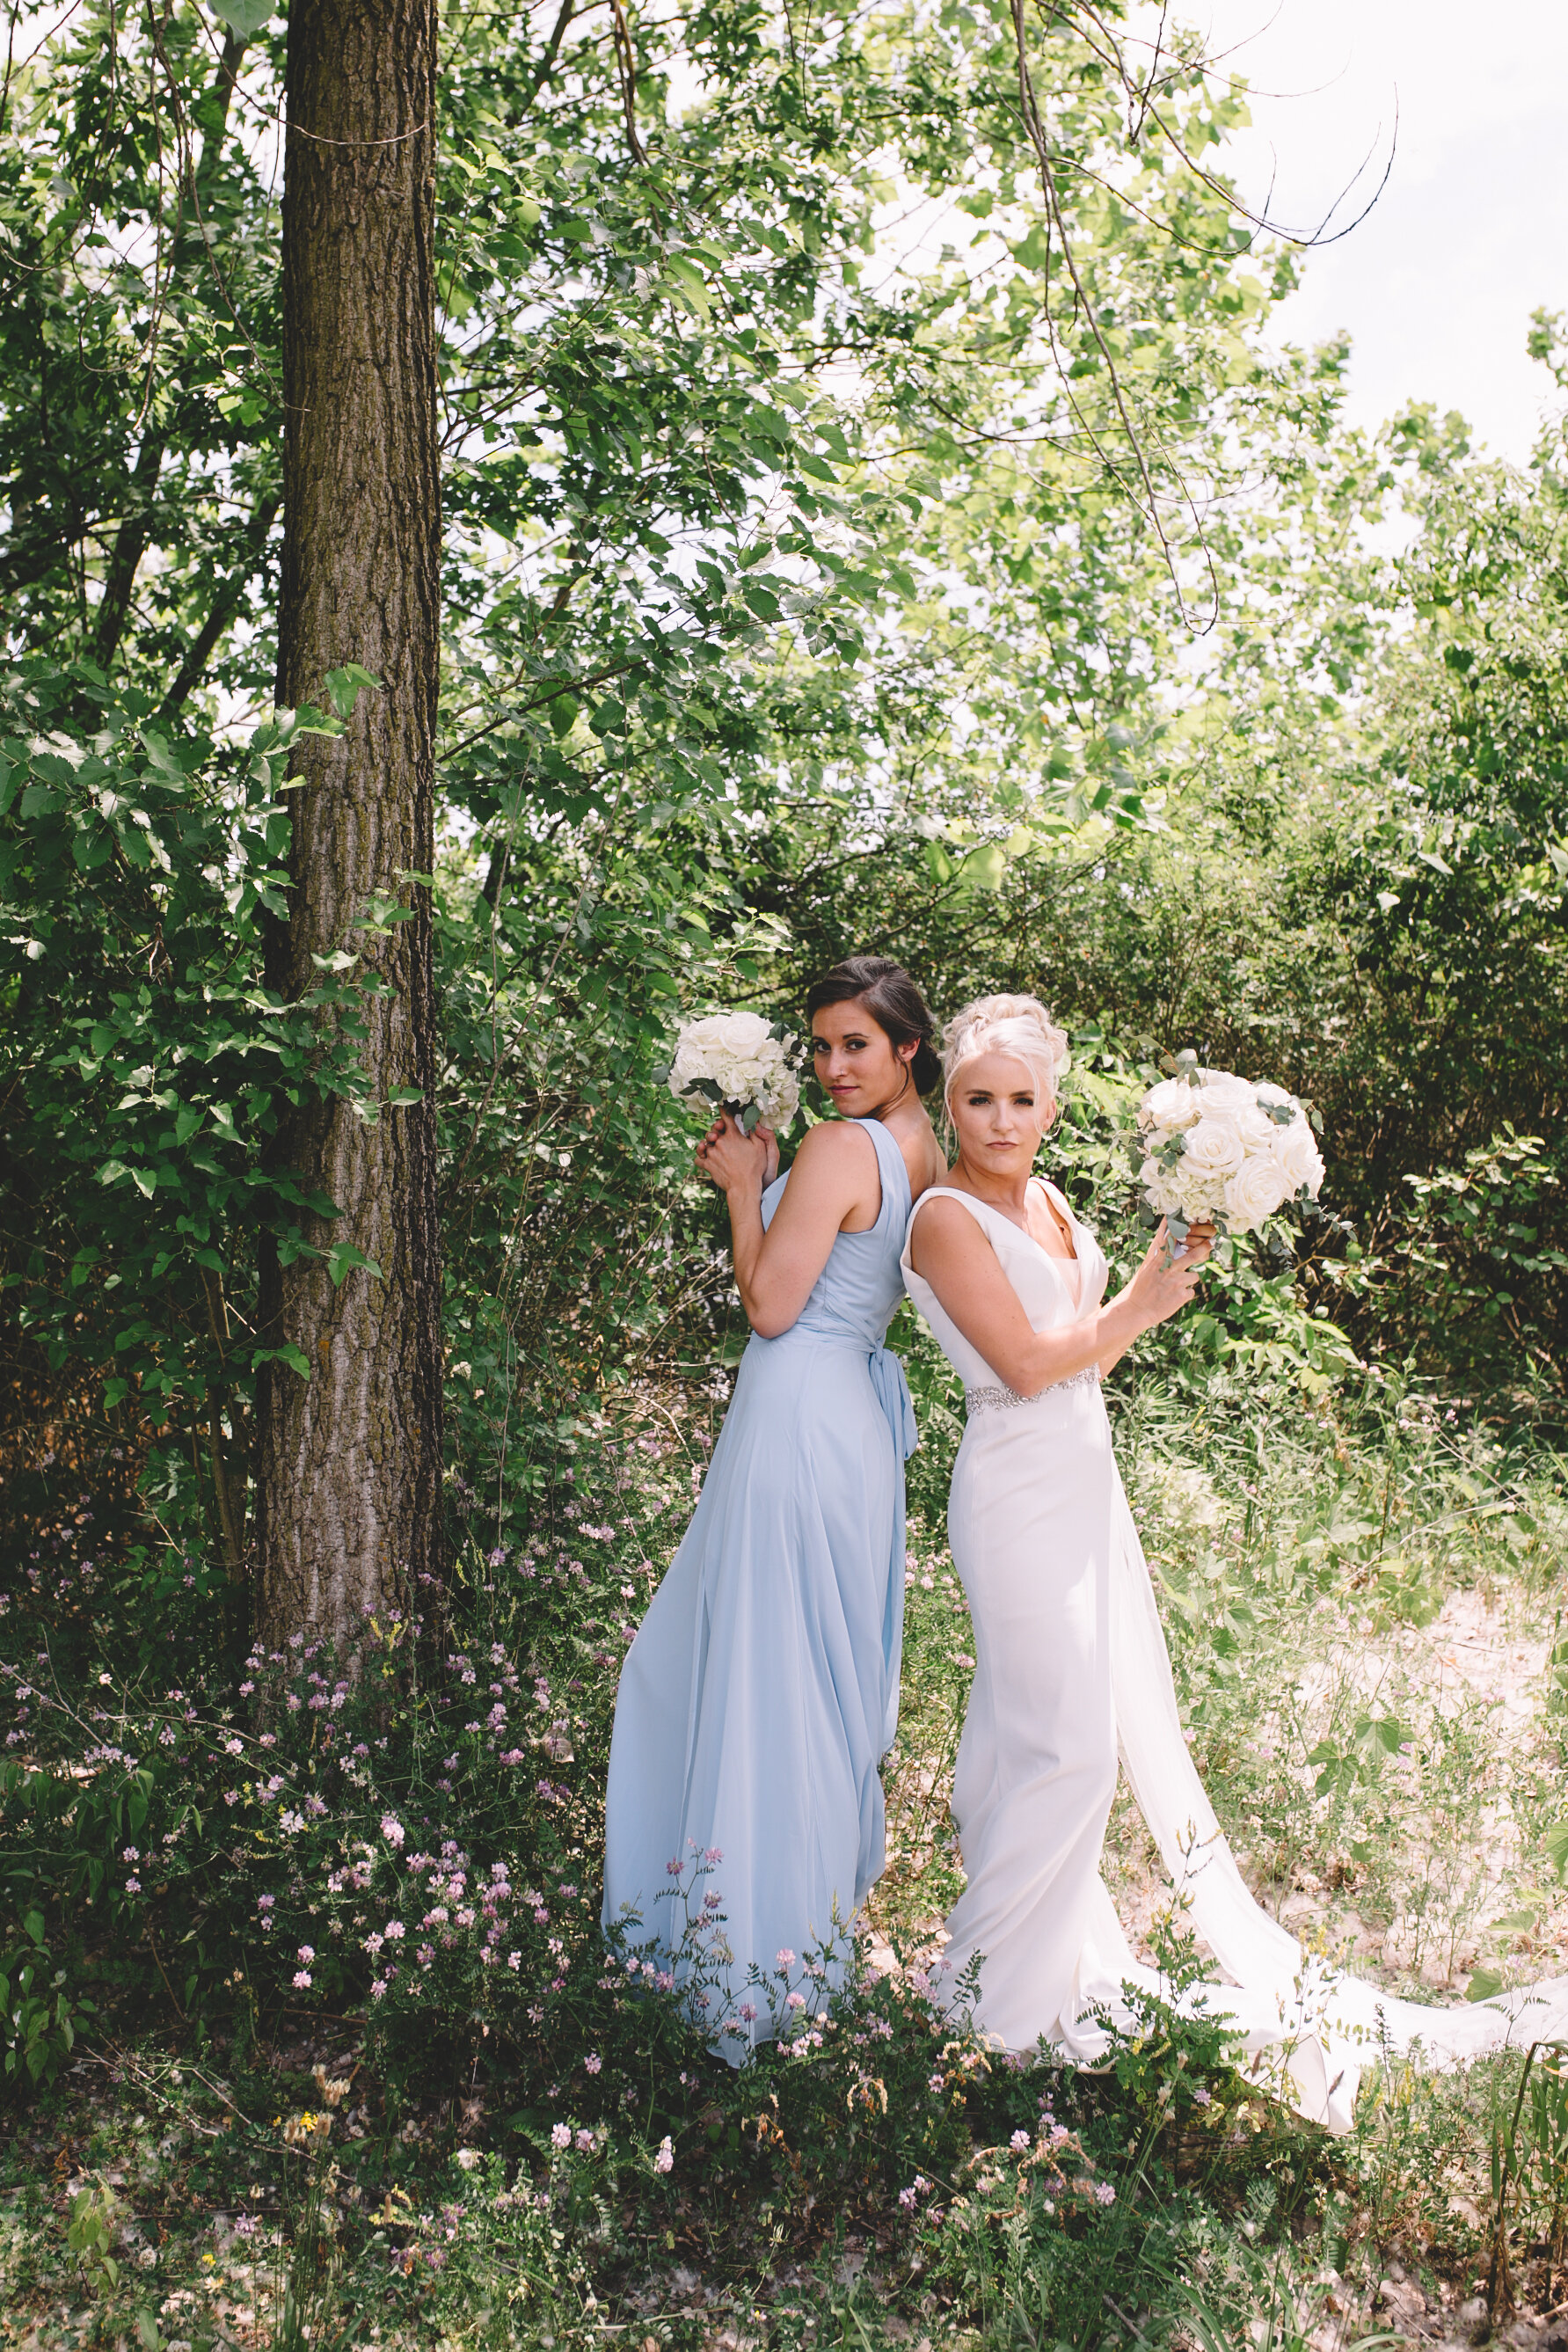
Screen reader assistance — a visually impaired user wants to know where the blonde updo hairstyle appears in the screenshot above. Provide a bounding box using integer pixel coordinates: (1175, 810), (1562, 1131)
(940, 994), (1070, 1136)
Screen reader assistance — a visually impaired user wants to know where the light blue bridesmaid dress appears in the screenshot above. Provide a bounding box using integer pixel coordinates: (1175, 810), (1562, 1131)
(602, 1115), (917, 2056)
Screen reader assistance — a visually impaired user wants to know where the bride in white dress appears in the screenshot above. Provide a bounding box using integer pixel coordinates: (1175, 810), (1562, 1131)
(901, 993), (1568, 2133)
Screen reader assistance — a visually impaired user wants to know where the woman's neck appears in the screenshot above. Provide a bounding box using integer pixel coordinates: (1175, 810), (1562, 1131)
(950, 1157), (1037, 1219)
(859, 1077), (929, 1136)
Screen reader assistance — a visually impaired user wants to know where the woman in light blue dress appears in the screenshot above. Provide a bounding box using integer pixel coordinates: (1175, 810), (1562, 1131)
(602, 957), (945, 2055)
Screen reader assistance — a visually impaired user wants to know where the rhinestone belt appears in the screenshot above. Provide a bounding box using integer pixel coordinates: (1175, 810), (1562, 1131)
(965, 1365), (1101, 1413)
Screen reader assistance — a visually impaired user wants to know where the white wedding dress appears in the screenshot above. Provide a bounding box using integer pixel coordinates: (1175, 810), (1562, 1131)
(902, 1179), (1568, 2133)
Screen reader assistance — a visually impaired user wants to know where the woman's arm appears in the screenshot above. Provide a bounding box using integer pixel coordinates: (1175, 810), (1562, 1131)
(908, 1196), (1210, 1395)
(697, 1115), (881, 1339)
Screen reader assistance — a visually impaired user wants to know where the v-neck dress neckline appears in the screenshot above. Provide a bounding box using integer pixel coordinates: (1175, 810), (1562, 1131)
(959, 1176), (1084, 1308)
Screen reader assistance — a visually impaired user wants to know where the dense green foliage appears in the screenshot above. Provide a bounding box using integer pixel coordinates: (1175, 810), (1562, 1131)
(4, 0), (1566, 1554)
(0, 663), (384, 1568)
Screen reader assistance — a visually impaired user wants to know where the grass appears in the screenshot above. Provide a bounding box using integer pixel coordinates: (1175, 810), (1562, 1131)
(4, 1361), (1568, 2348)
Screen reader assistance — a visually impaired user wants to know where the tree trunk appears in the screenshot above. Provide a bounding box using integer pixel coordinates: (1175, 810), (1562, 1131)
(255, 0), (442, 1645)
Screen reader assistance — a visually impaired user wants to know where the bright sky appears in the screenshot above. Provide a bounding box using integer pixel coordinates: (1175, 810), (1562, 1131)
(1176, 0), (1568, 463)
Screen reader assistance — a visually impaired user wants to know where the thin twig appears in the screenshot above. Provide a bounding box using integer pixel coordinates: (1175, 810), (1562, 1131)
(609, 0), (645, 164)
(1008, 0), (1219, 627)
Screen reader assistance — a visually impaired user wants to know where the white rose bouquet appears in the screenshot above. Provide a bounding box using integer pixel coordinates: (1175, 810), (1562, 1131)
(660, 1010), (802, 1137)
(1134, 1049), (1324, 1245)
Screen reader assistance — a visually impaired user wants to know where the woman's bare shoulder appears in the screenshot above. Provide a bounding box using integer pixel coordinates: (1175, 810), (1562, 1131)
(908, 1187), (995, 1251)
(791, 1117), (879, 1171)
(783, 1120), (880, 1206)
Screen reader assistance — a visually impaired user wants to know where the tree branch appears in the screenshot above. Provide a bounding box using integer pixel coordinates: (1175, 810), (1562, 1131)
(156, 494), (281, 723)
(523, 0), (575, 106)
(90, 29), (251, 676)
(609, 0), (646, 164)
(1008, 0), (1219, 629)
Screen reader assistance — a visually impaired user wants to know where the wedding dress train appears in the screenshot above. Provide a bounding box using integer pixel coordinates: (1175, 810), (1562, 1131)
(902, 1180), (1568, 2133)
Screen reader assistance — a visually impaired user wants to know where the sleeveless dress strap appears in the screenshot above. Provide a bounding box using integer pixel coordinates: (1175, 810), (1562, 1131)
(851, 1114), (912, 1233)
(845, 1119), (917, 1461)
(904, 1184), (998, 1250)
(1031, 1172), (1076, 1226)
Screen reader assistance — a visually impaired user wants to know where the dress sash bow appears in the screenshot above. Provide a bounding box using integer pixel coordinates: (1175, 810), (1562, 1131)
(869, 1343), (919, 1462)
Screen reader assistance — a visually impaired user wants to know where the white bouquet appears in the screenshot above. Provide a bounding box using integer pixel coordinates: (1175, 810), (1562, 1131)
(660, 1010), (802, 1136)
(1134, 1049), (1324, 1243)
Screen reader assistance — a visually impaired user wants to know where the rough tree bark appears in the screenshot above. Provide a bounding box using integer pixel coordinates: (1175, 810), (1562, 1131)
(255, 0), (443, 1643)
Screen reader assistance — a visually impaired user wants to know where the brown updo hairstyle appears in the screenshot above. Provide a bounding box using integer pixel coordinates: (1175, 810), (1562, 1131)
(804, 955), (942, 1095)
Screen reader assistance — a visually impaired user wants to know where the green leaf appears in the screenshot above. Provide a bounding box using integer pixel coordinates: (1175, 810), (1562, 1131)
(209, 0), (273, 31)
(323, 663), (383, 720)
(326, 1242), (385, 1289)
(1467, 1965), (1506, 2002)
(954, 841), (1008, 894)
(663, 254), (711, 318)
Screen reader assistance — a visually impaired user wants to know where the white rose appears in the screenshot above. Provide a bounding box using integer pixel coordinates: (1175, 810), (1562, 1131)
(709, 1011), (770, 1057)
(1276, 1118), (1324, 1196)
(1222, 1155), (1292, 1231)
(1178, 1113), (1246, 1176)
(1253, 1082), (1296, 1114)
(1197, 1070), (1256, 1108)
(1233, 1105), (1281, 1150)
(677, 1012), (764, 1067)
(1140, 1077), (1201, 1132)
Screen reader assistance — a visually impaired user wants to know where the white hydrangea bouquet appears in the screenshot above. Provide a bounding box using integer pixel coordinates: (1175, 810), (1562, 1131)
(1135, 1049), (1325, 1246)
(659, 1010), (802, 1137)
